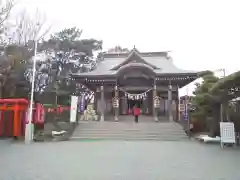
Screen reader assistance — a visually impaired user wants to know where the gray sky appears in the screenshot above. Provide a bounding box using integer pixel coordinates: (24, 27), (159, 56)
(16, 0), (240, 95)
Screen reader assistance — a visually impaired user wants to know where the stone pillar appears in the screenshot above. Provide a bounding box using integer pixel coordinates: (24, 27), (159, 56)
(114, 85), (119, 121)
(168, 84), (173, 121)
(100, 85), (104, 122)
(153, 84), (158, 121)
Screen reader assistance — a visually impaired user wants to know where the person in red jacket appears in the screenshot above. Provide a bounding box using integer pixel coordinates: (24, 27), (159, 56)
(133, 105), (140, 123)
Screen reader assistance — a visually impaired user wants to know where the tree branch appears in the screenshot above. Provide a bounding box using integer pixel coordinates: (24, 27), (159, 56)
(12, 9), (51, 45)
(0, 0), (15, 26)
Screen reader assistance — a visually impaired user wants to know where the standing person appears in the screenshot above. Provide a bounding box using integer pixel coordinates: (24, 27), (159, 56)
(133, 105), (140, 123)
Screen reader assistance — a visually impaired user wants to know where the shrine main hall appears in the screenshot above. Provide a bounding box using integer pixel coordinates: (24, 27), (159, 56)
(72, 48), (198, 122)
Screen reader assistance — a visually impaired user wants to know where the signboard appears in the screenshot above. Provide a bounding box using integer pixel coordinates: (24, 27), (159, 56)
(220, 122), (236, 146)
(70, 96), (78, 123)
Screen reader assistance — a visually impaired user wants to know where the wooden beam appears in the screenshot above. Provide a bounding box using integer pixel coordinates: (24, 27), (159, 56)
(105, 86), (178, 91)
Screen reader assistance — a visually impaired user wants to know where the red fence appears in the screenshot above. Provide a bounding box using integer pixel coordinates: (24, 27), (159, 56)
(0, 99), (48, 138)
(0, 98), (72, 138)
(0, 99), (28, 138)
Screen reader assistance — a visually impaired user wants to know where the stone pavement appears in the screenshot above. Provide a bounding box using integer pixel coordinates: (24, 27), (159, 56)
(0, 140), (240, 180)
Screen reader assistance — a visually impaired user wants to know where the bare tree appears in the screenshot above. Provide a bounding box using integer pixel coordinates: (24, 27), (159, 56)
(0, 0), (15, 28)
(0, 0), (15, 44)
(11, 9), (51, 45)
(0, 7), (52, 98)
(107, 45), (129, 53)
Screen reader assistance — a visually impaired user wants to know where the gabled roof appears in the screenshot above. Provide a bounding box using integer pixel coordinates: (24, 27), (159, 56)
(72, 48), (198, 77)
(111, 48), (158, 70)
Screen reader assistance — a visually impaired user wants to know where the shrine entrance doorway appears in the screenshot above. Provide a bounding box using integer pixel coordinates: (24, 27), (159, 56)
(119, 90), (152, 116)
(127, 99), (142, 109)
(116, 63), (155, 117)
(127, 98), (142, 115)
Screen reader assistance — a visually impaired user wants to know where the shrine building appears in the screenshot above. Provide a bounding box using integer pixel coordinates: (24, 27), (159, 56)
(71, 48), (198, 122)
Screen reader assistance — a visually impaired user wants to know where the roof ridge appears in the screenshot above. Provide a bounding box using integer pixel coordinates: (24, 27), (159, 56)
(110, 50), (158, 70)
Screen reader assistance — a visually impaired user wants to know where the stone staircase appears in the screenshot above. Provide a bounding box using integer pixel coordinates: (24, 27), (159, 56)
(71, 121), (188, 141)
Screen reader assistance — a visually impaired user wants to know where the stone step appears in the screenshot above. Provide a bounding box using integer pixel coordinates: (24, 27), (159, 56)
(79, 121), (178, 124)
(75, 128), (184, 131)
(71, 121), (187, 141)
(76, 127), (184, 132)
(73, 134), (186, 138)
(77, 124), (183, 127)
(77, 123), (183, 129)
(76, 125), (184, 129)
(71, 136), (188, 141)
(71, 134), (187, 139)
(73, 130), (185, 134)
(75, 130), (185, 134)
(76, 127), (183, 131)
(72, 131), (187, 135)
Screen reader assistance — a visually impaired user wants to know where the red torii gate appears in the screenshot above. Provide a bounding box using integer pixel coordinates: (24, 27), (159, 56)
(0, 98), (29, 137)
(0, 98), (45, 138)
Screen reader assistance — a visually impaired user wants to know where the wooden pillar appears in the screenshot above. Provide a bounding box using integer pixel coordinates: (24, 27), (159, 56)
(13, 105), (19, 137)
(176, 98), (180, 122)
(121, 95), (128, 115)
(94, 91), (97, 112)
(176, 85), (180, 122)
(114, 85), (119, 121)
(153, 82), (158, 121)
(168, 83), (173, 121)
(100, 85), (104, 121)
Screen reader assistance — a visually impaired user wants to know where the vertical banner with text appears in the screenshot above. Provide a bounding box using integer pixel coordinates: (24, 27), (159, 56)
(70, 96), (78, 123)
(79, 95), (85, 113)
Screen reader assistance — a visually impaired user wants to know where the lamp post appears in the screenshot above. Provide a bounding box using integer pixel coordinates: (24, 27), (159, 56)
(219, 69), (225, 122)
(25, 38), (38, 144)
(214, 68), (226, 122)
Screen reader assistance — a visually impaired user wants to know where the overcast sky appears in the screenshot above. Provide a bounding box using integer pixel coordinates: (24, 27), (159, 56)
(15, 0), (240, 95)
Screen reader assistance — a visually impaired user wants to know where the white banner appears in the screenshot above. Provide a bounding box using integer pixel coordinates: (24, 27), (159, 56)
(220, 122), (236, 145)
(70, 96), (78, 123)
(119, 88), (152, 100)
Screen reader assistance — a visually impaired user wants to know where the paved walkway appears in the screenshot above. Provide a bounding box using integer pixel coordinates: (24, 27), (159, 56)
(0, 140), (240, 180)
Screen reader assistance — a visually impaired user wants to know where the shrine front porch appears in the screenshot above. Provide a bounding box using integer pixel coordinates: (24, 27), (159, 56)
(94, 89), (178, 122)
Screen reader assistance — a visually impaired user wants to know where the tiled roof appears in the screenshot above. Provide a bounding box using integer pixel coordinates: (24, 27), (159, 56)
(72, 49), (197, 77)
